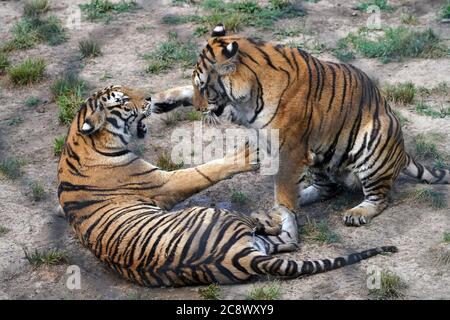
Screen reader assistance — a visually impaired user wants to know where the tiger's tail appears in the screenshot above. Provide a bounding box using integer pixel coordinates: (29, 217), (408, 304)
(252, 246), (397, 278)
(403, 153), (449, 184)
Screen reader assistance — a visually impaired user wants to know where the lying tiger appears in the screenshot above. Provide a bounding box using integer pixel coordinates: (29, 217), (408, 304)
(57, 85), (396, 287)
(150, 25), (449, 244)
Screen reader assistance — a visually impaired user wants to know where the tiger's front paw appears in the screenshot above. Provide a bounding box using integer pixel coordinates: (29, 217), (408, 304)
(235, 141), (260, 172)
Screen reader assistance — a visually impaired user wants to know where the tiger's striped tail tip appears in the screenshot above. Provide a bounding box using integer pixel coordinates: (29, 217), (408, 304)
(380, 246), (398, 254)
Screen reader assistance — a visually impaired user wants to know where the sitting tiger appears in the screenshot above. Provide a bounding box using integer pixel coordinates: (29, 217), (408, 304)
(57, 85), (397, 287)
(150, 24), (449, 245)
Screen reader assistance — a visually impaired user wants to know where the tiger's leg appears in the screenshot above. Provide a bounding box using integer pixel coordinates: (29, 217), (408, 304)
(153, 142), (258, 209)
(342, 184), (389, 227)
(298, 169), (338, 206)
(343, 154), (405, 226)
(271, 147), (312, 247)
(149, 86), (194, 114)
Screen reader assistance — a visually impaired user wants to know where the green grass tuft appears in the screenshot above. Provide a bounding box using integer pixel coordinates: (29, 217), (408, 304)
(440, 1), (450, 19)
(401, 14), (419, 26)
(415, 101), (450, 118)
(199, 0), (304, 32)
(156, 151), (184, 171)
(0, 225), (10, 237)
(51, 73), (85, 125)
(51, 73), (85, 98)
(333, 38), (356, 62)
(6, 117), (24, 126)
(23, 0), (49, 18)
(29, 181), (46, 201)
(0, 157), (26, 179)
(338, 27), (448, 63)
(198, 284), (221, 300)
(3, 14), (67, 51)
(407, 188), (447, 210)
(356, 0), (392, 12)
(162, 111), (183, 126)
(185, 110), (203, 121)
(144, 32), (197, 74)
(34, 15), (68, 46)
(0, 52), (10, 73)
(194, 25), (209, 37)
(2, 19), (40, 51)
(53, 136), (66, 156)
(231, 190), (247, 204)
(369, 270), (407, 300)
(162, 14), (199, 25)
(443, 232), (450, 243)
(25, 96), (41, 107)
(247, 282), (281, 300)
(292, 38), (326, 54)
(56, 91), (85, 125)
(79, 38), (102, 59)
(412, 133), (446, 162)
(79, 0), (137, 22)
(273, 24), (307, 40)
(172, 0), (196, 5)
(300, 217), (340, 244)
(24, 248), (68, 267)
(7, 57), (46, 86)
(383, 82), (415, 104)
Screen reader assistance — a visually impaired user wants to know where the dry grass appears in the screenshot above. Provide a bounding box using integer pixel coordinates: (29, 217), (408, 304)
(24, 248), (68, 267)
(247, 282), (281, 300)
(8, 58), (46, 85)
(300, 216), (340, 244)
(156, 151), (184, 171)
(198, 284), (221, 300)
(368, 270), (407, 300)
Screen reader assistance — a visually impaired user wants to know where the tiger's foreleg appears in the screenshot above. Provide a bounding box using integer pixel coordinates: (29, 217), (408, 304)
(153, 143), (258, 209)
(271, 147), (312, 247)
(149, 86), (194, 114)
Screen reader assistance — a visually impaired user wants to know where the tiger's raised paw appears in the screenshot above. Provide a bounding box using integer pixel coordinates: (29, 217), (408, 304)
(232, 140), (260, 172)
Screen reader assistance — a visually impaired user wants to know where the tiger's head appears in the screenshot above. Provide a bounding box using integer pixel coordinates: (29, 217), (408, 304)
(191, 24), (245, 124)
(78, 85), (151, 143)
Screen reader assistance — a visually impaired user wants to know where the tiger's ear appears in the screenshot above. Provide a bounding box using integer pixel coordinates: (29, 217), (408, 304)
(80, 104), (106, 135)
(211, 23), (226, 37)
(217, 41), (238, 75)
(222, 41), (238, 59)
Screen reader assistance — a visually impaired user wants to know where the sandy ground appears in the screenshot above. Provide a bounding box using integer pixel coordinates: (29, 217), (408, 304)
(0, 0), (449, 299)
